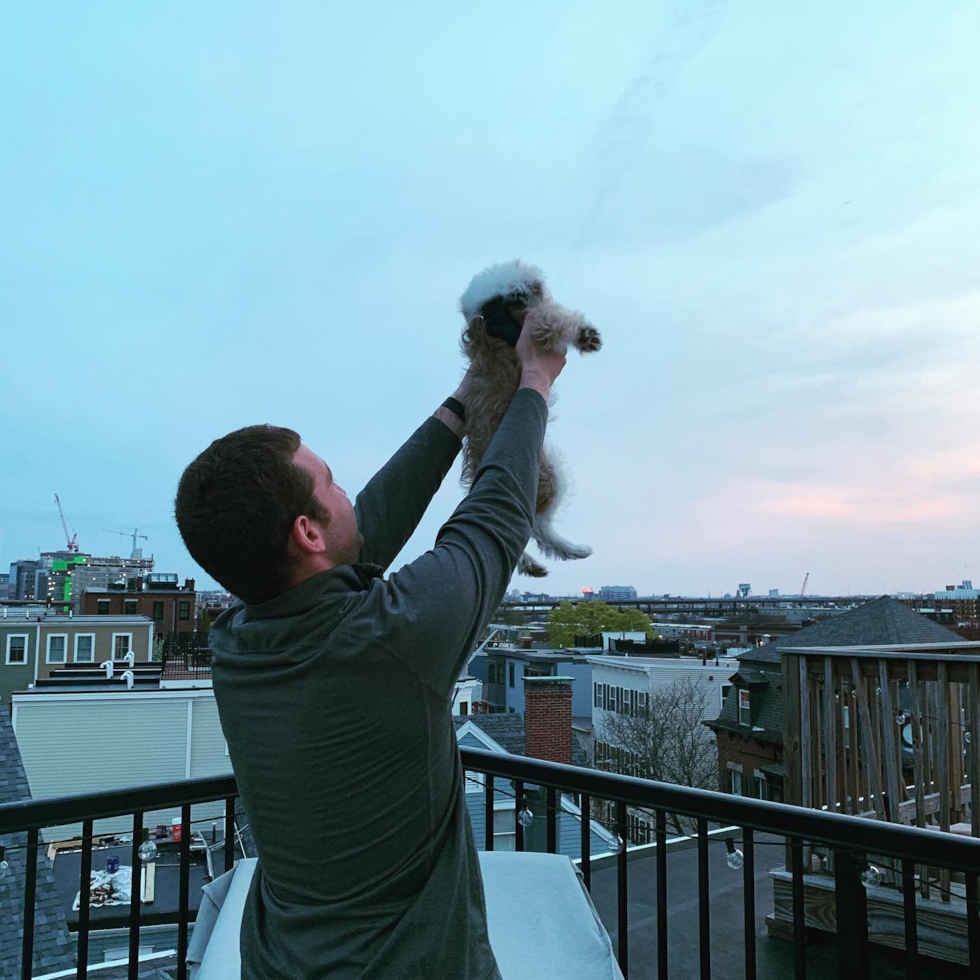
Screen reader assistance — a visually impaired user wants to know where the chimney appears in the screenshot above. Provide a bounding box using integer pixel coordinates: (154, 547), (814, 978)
(523, 676), (573, 765)
(185, 578), (195, 592)
(471, 700), (489, 715)
(135, 576), (144, 592)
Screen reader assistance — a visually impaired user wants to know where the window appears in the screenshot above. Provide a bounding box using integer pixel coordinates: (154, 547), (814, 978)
(5, 634), (28, 665)
(97, 599), (110, 615)
(753, 775), (768, 800)
(112, 633), (133, 661)
(459, 701), (469, 715)
(721, 683), (733, 709)
(508, 663), (515, 688)
(629, 689), (637, 717)
(46, 634), (67, 664)
(464, 769), (484, 793)
(615, 686), (624, 714)
(74, 634), (95, 663)
(124, 599), (138, 615)
(492, 808), (517, 851)
(738, 689), (751, 726)
(179, 601), (190, 621)
(594, 682), (602, 708)
(730, 770), (743, 795)
(152, 601), (164, 621)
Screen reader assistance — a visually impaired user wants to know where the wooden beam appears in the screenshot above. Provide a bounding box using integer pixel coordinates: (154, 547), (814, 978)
(971, 664), (980, 839)
(937, 664), (951, 903)
(825, 658), (837, 816)
(908, 662), (926, 830)
(784, 653), (803, 808)
(878, 661), (902, 823)
(851, 659), (886, 822)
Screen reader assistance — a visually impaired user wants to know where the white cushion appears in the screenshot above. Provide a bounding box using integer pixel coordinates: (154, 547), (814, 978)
(189, 853), (623, 980)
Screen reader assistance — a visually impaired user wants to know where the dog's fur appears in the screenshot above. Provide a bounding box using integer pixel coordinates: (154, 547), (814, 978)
(459, 260), (602, 577)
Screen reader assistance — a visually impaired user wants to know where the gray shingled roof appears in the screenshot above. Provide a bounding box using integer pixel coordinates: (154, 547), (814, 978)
(0, 706), (74, 978)
(739, 596), (964, 667)
(454, 713), (589, 766)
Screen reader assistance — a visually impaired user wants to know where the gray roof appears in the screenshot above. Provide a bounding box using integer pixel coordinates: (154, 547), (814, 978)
(455, 713), (526, 755)
(739, 596), (964, 666)
(454, 713), (589, 766)
(0, 706), (74, 977)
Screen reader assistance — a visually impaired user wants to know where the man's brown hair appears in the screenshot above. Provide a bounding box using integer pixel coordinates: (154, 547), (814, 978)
(174, 424), (330, 605)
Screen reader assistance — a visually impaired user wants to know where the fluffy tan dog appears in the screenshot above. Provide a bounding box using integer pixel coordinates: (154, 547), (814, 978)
(459, 260), (602, 577)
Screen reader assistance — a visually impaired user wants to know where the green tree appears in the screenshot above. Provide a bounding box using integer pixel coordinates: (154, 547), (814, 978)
(198, 608), (212, 637)
(546, 601), (656, 648)
(494, 609), (527, 627)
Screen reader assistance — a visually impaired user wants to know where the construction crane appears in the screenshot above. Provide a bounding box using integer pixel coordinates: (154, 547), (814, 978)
(102, 528), (148, 559)
(800, 572), (810, 599)
(54, 494), (79, 553)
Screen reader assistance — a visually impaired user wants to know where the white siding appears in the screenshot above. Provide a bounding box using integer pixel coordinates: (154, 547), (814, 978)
(190, 696), (230, 777)
(14, 691), (229, 838)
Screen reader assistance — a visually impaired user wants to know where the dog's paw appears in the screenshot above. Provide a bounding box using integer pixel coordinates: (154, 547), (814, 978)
(575, 322), (602, 354)
(519, 553), (549, 578)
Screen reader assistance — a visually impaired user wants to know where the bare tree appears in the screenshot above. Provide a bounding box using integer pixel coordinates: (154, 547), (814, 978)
(592, 675), (717, 836)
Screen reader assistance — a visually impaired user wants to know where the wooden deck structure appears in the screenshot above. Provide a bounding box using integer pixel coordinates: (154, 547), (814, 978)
(777, 643), (980, 959)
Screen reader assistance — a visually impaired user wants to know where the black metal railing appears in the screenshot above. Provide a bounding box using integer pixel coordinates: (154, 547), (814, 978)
(1, 750), (979, 980)
(160, 632), (212, 679)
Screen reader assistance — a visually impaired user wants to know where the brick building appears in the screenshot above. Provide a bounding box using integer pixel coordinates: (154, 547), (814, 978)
(81, 573), (196, 634)
(897, 580), (980, 624)
(705, 596), (965, 804)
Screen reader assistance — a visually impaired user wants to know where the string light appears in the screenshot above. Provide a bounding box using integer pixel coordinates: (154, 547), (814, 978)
(137, 829), (159, 863)
(724, 838), (744, 870)
(0, 845), (9, 882)
(607, 836), (624, 855)
(860, 865), (883, 888)
(517, 808), (534, 828)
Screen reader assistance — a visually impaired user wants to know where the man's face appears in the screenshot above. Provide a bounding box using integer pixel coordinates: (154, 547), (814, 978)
(293, 444), (363, 567)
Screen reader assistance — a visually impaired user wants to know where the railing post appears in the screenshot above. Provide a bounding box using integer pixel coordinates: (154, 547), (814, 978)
(128, 812), (144, 980)
(834, 851), (869, 980)
(76, 820), (93, 980)
(21, 827), (38, 980)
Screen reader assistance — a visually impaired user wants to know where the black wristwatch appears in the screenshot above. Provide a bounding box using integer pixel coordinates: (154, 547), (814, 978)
(442, 396), (466, 421)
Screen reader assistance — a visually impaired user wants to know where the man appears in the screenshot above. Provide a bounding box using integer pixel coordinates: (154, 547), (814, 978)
(174, 321), (565, 979)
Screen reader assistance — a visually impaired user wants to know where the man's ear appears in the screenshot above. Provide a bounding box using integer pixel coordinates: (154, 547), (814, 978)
(287, 514), (327, 556)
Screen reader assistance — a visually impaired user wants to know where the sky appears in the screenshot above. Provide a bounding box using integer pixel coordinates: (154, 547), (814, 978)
(2, 2), (979, 599)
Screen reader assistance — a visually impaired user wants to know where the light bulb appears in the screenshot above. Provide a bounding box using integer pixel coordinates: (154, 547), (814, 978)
(608, 836), (624, 854)
(726, 847), (745, 870)
(0, 860), (9, 882)
(966, 732), (972, 744)
(834, 692), (840, 703)
(895, 713), (906, 726)
(138, 840), (159, 863)
(518, 808), (533, 828)
(860, 866), (882, 889)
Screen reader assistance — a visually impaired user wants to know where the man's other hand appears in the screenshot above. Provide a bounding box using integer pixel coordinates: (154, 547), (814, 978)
(514, 306), (566, 400)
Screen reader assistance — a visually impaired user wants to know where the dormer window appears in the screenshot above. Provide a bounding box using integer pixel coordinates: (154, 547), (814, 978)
(738, 689), (751, 726)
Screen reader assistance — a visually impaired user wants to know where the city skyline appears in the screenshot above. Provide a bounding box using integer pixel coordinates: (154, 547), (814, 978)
(3, 2), (979, 599)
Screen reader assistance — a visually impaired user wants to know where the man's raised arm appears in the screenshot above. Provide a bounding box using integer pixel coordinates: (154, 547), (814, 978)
(377, 327), (566, 696)
(354, 374), (472, 571)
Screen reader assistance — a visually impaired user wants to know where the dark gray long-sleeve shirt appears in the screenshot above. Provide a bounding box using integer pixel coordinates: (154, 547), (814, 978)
(209, 388), (548, 979)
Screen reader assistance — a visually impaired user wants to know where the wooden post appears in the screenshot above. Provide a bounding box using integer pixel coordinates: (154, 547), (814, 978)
(970, 664), (980, 839)
(784, 653), (803, 808)
(825, 658), (838, 815)
(800, 657), (812, 811)
(937, 663), (951, 903)
(878, 661), (902, 823)
(851, 660), (886, 822)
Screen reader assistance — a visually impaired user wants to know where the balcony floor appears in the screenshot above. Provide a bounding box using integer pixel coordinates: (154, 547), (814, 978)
(587, 832), (974, 980)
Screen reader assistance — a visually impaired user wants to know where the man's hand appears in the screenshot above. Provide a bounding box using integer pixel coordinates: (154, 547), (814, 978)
(514, 306), (566, 400)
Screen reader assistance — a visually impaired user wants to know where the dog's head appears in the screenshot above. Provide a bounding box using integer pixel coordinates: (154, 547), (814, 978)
(460, 260), (551, 352)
